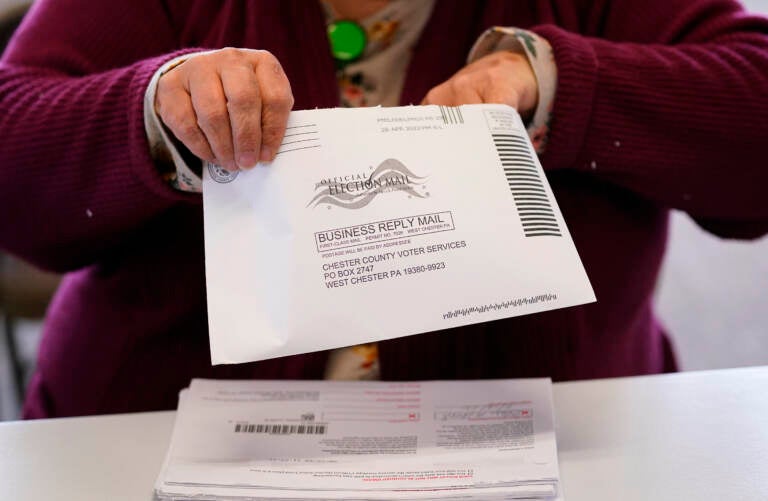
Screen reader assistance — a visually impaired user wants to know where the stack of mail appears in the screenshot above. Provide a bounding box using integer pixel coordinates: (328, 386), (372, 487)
(154, 378), (563, 500)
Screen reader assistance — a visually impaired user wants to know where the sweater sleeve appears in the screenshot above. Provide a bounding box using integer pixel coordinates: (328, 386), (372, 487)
(531, 0), (768, 239)
(0, 0), (204, 272)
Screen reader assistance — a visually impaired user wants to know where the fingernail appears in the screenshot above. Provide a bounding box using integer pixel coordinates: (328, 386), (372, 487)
(259, 147), (273, 164)
(237, 152), (259, 169)
(224, 160), (238, 172)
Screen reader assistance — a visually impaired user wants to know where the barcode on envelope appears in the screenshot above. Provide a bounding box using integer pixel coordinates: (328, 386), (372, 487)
(439, 105), (464, 125)
(233, 423), (327, 435)
(492, 134), (562, 237)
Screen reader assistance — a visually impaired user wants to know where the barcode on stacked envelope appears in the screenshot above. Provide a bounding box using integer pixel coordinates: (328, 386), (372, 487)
(233, 423), (327, 435)
(492, 133), (562, 237)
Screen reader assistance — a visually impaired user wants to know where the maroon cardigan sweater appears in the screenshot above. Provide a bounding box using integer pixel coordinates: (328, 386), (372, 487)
(2, 0), (767, 418)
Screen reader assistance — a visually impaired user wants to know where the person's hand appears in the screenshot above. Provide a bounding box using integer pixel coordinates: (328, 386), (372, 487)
(422, 51), (538, 121)
(155, 48), (294, 172)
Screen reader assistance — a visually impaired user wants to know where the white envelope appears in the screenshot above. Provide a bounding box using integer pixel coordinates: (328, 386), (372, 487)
(155, 378), (562, 500)
(203, 104), (595, 364)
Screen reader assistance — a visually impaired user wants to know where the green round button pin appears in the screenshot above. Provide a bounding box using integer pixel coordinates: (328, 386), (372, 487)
(328, 20), (367, 63)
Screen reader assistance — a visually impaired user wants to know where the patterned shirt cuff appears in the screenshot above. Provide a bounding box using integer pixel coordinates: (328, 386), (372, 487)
(468, 27), (557, 155)
(143, 52), (212, 193)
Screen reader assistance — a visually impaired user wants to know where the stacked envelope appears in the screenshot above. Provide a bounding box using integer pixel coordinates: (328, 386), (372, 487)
(155, 378), (563, 500)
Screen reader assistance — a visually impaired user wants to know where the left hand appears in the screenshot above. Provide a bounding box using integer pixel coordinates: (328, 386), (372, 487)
(421, 51), (538, 121)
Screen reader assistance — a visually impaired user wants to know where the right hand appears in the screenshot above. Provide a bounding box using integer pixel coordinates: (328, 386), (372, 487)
(155, 48), (294, 171)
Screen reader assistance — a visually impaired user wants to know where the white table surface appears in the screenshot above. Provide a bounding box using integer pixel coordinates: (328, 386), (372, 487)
(1, 366), (767, 500)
